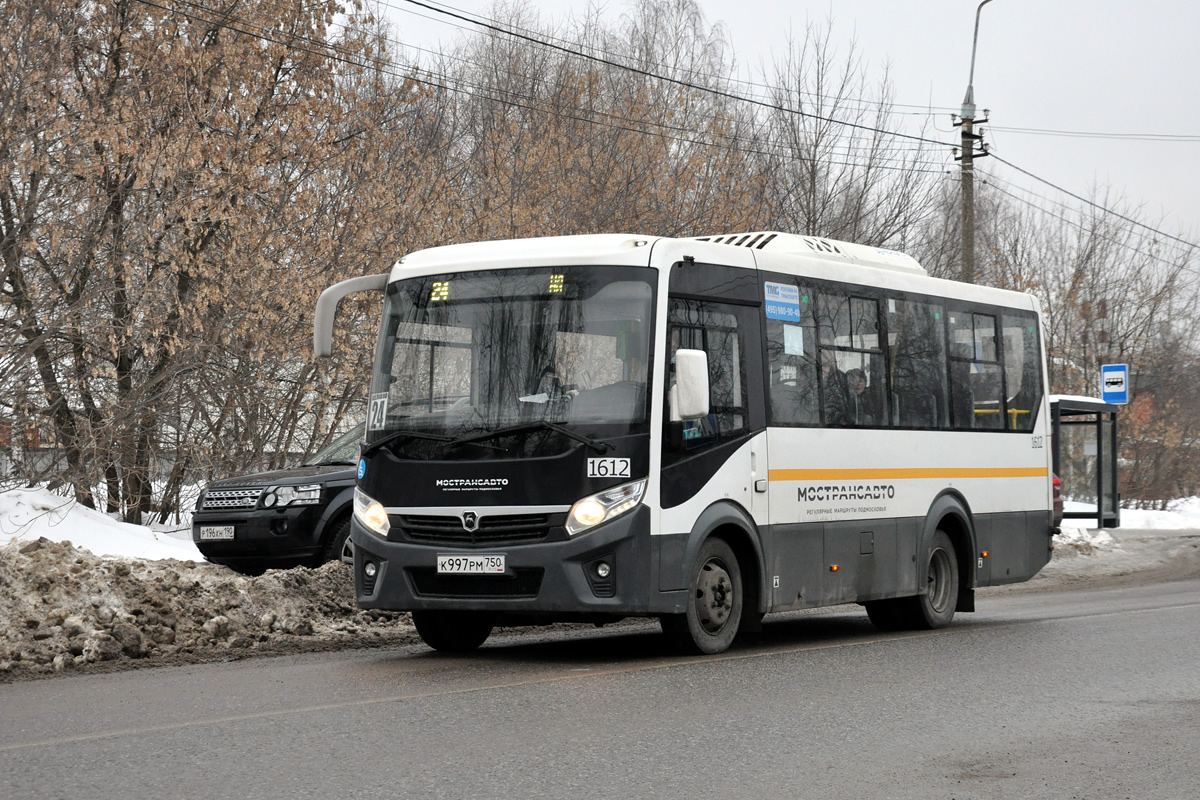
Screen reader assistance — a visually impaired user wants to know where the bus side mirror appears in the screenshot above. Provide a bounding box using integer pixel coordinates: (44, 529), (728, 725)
(313, 273), (389, 357)
(671, 349), (710, 421)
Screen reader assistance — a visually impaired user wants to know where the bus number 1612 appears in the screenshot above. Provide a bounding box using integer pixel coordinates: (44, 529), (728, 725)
(587, 458), (631, 478)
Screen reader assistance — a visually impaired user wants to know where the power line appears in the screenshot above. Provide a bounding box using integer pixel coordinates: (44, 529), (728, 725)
(990, 155), (1200, 251)
(136, 0), (953, 177)
(136, 0), (1200, 256)
(988, 125), (1200, 142)
(382, 0), (959, 117)
(978, 171), (1197, 270)
(400, 0), (1200, 252)
(396, 0), (957, 150)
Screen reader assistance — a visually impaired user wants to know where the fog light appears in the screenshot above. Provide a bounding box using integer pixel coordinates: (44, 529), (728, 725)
(364, 561), (378, 579)
(596, 562), (611, 578)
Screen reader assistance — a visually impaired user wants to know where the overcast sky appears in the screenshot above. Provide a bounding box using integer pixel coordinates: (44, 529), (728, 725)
(380, 0), (1200, 248)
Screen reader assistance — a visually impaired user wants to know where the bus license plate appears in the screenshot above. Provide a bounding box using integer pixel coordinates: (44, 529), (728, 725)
(437, 554), (505, 574)
(199, 525), (235, 541)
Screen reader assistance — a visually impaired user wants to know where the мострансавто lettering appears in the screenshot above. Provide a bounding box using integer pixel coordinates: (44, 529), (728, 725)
(798, 484), (895, 502)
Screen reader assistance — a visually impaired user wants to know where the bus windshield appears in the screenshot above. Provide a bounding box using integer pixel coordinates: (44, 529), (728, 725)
(366, 266), (655, 456)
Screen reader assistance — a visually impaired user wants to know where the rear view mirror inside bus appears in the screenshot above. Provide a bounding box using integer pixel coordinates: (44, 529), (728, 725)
(671, 348), (710, 421)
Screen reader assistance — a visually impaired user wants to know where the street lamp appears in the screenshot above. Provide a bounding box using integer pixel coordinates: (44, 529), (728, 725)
(959, 0), (993, 284)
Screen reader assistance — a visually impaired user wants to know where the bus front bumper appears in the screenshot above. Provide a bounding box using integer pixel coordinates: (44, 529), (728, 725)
(350, 506), (678, 618)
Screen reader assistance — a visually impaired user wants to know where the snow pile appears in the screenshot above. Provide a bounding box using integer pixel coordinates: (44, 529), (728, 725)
(1054, 526), (1117, 555)
(0, 487), (202, 560)
(0, 537), (417, 677)
(0, 488), (418, 679)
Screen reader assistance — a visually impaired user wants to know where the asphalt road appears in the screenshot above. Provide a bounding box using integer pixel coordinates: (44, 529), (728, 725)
(2, 578), (1198, 800)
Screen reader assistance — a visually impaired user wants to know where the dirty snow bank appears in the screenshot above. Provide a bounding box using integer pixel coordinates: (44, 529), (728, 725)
(1054, 526), (1117, 555)
(0, 537), (417, 678)
(0, 488), (418, 680)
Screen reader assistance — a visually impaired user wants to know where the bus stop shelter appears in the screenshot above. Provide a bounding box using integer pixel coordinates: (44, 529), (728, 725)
(1050, 396), (1120, 528)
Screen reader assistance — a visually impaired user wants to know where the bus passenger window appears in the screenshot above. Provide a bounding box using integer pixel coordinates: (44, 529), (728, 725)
(948, 312), (1005, 430)
(816, 292), (886, 427)
(766, 286), (818, 425)
(888, 298), (948, 428)
(1001, 313), (1043, 431)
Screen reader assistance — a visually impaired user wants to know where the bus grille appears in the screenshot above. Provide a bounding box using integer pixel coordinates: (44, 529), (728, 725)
(201, 487), (264, 510)
(396, 514), (552, 545)
(407, 567), (544, 598)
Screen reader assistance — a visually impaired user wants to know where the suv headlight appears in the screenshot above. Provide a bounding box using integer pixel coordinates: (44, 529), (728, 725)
(353, 487), (390, 539)
(262, 483), (322, 508)
(566, 478), (646, 536)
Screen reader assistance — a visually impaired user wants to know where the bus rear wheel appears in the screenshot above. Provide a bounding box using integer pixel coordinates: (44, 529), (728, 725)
(412, 611), (494, 653)
(867, 530), (959, 631)
(661, 537), (743, 655)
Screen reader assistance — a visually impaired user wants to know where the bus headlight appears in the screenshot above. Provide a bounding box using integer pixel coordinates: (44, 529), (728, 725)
(566, 479), (646, 536)
(353, 487), (391, 539)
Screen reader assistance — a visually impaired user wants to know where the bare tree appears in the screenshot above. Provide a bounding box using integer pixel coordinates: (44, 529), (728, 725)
(0, 0), (433, 519)
(759, 18), (942, 246)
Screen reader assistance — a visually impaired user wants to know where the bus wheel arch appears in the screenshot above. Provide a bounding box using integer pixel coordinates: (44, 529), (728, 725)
(924, 491), (977, 614)
(867, 493), (975, 632)
(663, 503), (765, 653)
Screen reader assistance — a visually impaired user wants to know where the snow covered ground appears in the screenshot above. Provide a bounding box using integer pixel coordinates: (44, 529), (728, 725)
(1, 487), (1197, 681)
(0, 487), (203, 561)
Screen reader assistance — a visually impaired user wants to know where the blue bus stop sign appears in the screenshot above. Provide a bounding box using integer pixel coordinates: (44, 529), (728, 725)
(1101, 364), (1129, 404)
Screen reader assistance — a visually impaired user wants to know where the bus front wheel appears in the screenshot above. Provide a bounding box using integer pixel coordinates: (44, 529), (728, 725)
(412, 611), (494, 653)
(661, 537), (743, 655)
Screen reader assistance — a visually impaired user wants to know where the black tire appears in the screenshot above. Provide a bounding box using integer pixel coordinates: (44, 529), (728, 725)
(412, 611), (495, 653)
(661, 537), (743, 655)
(319, 516), (352, 566)
(910, 529), (959, 628)
(865, 530), (959, 631)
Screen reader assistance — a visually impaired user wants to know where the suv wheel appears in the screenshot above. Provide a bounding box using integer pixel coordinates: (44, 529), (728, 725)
(320, 517), (352, 566)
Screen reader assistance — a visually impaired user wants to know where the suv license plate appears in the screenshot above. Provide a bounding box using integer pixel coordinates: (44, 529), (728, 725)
(437, 554), (505, 574)
(199, 525), (235, 541)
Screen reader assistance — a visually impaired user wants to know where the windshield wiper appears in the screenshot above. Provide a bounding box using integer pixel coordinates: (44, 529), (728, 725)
(361, 428), (506, 458)
(452, 420), (613, 454)
(303, 460), (357, 467)
(359, 429), (456, 458)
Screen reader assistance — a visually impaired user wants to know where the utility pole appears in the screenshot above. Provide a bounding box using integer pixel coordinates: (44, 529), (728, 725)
(957, 0), (993, 284)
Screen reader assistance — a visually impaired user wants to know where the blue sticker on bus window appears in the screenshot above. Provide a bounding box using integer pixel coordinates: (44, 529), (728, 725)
(357, 459), (366, 480)
(764, 282), (802, 322)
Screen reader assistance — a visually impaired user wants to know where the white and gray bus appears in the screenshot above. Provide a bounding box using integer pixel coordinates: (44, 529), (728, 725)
(314, 232), (1053, 654)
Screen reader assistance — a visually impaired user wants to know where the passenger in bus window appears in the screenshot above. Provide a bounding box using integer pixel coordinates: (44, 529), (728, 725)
(820, 349), (851, 425)
(845, 368), (878, 425)
(948, 359), (972, 428)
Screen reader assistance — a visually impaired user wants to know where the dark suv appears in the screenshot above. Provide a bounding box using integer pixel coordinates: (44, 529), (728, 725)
(192, 425), (362, 575)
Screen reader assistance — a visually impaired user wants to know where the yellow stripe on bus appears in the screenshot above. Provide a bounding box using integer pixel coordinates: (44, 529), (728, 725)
(768, 467), (1048, 481)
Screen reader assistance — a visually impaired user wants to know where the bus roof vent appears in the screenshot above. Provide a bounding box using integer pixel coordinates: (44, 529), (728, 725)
(691, 231), (927, 276)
